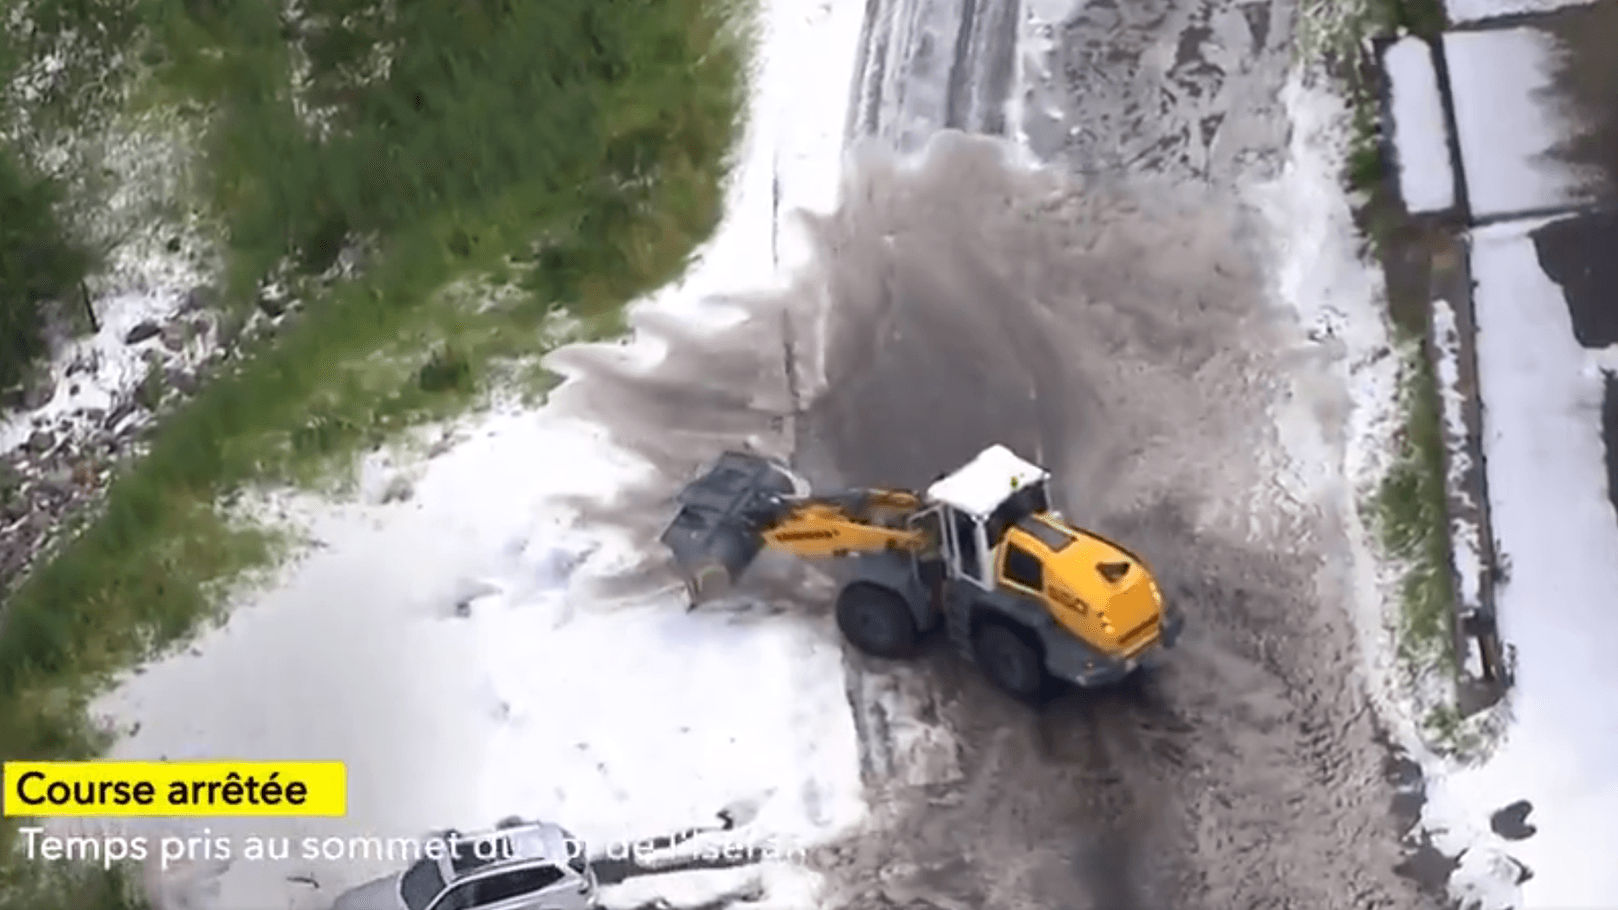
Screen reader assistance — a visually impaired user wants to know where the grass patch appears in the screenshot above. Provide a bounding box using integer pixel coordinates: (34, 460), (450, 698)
(0, 0), (753, 903)
(0, 150), (92, 396)
(1371, 341), (1456, 675)
(0, 862), (148, 910)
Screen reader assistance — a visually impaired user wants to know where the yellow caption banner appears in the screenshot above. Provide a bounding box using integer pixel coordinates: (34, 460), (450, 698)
(2, 762), (346, 817)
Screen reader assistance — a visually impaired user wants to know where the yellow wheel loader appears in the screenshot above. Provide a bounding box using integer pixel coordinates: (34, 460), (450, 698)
(659, 445), (1184, 701)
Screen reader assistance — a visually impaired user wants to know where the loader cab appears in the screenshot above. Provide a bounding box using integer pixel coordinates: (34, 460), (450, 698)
(923, 445), (1052, 593)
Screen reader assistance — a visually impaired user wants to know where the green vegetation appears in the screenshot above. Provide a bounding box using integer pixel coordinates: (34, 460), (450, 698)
(1344, 0), (1465, 713)
(1371, 341), (1456, 675)
(0, 0), (753, 904)
(0, 862), (147, 910)
(1300, 0), (1470, 743)
(0, 152), (90, 395)
(1297, 0), (1446, 166)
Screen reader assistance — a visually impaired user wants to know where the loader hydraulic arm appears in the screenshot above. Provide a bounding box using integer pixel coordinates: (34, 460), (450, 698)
(661, 451), (937, 604)
(757, 490), (931, 559)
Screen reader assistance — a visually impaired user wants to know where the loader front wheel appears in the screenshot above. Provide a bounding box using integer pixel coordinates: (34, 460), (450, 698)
(973, 620), (1050, 704)
(836, 583), (919, 659)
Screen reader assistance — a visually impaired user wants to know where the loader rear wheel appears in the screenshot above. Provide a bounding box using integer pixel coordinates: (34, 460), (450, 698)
(836, 583), (919, 659)
(973, 620), (1050, 704)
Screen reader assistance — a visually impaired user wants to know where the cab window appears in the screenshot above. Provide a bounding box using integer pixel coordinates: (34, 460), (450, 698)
(1003, 544), (1042, 591)
(952, 512), (982, 580)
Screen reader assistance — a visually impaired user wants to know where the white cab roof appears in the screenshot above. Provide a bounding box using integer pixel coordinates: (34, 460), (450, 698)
(925, 445), (1049, 518)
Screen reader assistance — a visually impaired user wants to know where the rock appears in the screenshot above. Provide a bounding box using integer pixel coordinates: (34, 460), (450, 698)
(180, 285), (217, 313)
(104, 399), (138, 429)
(1490, 800), (1538, 841)
(83, 408), (105, 424)
(26, 430), (55, 454)
(380, 475), (414, 504)
(36, 469), (74, 500)
(124, 321), (161, 344)
(160, 323), (188, 351)
(189, 316), (212, 340)
(257, 295), (287, 318)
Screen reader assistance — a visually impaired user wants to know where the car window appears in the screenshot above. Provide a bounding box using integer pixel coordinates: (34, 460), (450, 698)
(428, 880), (477, 910)
(473, 865), (566, 905)
(451, 835), (512, 874)
(401, 859), (446, 910)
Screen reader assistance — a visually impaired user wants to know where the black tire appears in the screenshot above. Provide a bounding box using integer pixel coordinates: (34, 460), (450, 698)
(836, 583), (919, 659)
(973, 619), (1050, 703)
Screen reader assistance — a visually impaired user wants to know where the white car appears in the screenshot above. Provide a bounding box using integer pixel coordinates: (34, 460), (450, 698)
(332, 819), (598, 910)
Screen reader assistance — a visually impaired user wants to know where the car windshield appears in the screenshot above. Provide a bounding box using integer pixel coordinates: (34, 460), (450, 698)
(400, 858), (446, 910)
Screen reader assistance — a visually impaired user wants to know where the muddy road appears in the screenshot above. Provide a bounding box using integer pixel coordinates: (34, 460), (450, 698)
(546, 0), (1440, 907)
(781, 140), (1424, 910)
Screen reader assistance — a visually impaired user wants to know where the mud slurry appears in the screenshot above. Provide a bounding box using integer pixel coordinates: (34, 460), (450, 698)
(548, 133), (1435, 910)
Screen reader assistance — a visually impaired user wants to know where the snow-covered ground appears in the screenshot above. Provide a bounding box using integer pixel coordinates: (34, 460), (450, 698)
(1444, 0), (1602, 25)
(1413, 218), (1618, 910)
(1383, 36), (1455, 215)
(1442, 25), (1602, 221)
(1430, 299), (1490, 680)
(63, 1), (888, 908)
(1382, 6), (1618, 905)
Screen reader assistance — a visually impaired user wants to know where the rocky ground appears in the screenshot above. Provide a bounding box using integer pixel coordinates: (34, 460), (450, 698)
(0, 282), (311, 597)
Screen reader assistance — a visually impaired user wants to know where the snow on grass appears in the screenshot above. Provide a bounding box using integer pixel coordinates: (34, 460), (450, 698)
(1384, 36), (1455, 215)
(1250, 74), (1398, 532)
(1442, 26), (1602, 221)
(75, 1), (880, 908)
(1445, 0), (1602, 26)
(1429, 299), (1489, 680)
(1251, 60), (1504, 906)
(1249, 69), (1424, 695)
(1412, 216), (1618, 910)
(0, 106), (223, 454)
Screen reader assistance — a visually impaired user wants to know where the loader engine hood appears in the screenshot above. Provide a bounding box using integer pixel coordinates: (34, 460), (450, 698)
(1012, 517), (1165, 658)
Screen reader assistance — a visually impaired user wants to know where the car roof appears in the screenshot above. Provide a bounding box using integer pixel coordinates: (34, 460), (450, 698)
(436, 821), (578, 883)
(925, 444), (1049, 519)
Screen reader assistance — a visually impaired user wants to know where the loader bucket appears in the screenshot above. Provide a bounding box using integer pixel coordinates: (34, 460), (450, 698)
(660, 452), (801, 605)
